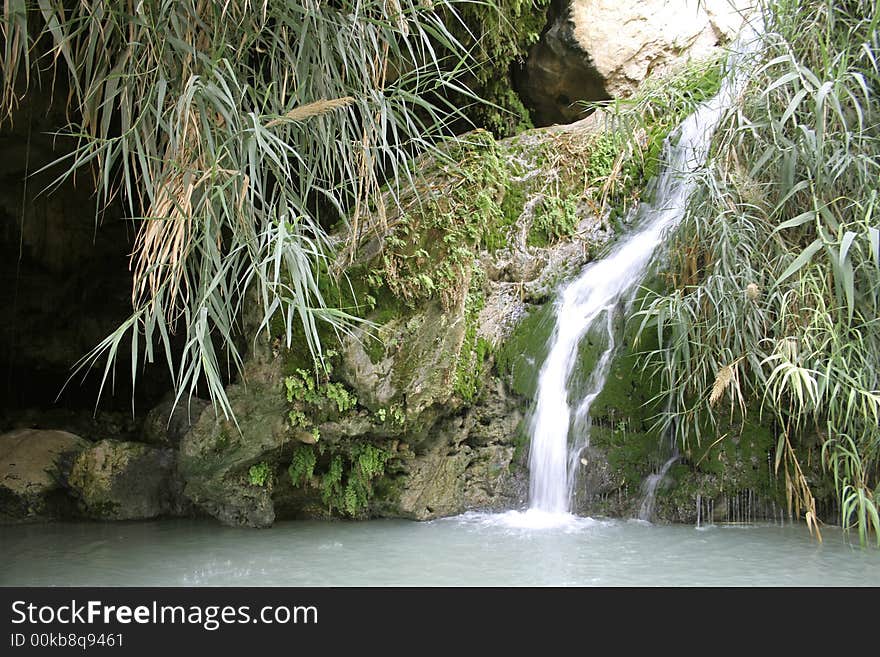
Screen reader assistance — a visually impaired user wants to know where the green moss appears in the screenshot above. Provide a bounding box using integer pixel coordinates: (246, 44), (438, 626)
(498, 180), (527, 233)
(596, 54), (725, 212)
(587, 345), (659, 421)
(652, 415), (788, 520)
(248, 461), (271, 487)
(527, 193), (581, 247)
(585, 327), (787, 516)
(364, 333), (386, 365)
(215, 429), (231, 451)
(454, 269), (490, 402)
(510, 417), (530, 468)
(495, 302), (556, 399)
(266, 258), (393, 381)
(265, 265), (364, 377)
(370, 130), (512, 311)
(590, 424), (659, 491)
(288, 442), (392, 518)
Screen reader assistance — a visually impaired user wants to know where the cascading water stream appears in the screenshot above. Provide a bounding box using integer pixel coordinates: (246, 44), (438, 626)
(525, 30), (759, 523)
(637, 451), (679, 522)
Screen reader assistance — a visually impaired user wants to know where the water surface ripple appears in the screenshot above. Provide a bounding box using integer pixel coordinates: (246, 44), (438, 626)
(2, 516), (877, 586)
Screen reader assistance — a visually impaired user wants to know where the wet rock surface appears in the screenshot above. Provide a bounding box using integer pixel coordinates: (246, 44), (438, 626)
(142, 394), (210, 448)
(178, 382), (289, 528)
(66, 440), (186, 520)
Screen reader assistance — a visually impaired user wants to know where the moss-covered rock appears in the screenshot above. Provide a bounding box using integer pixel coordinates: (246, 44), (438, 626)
(141, 394), (210, 448)
(178, 380), (289, 528)
(574, 335), (791, 522)
(67, 440), (183, 520)
(659, 437), (773, 522)
(338, 296), (468, 439)
(495, 302), (556, 400)
(172, 54), (805, 530)
(171, 115), (622, 527)
(393, 378), (527, 519)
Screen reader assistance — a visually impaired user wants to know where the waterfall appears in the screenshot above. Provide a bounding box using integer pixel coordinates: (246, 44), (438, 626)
(526, 30), (759, 521)
(637, 452), (679, 521)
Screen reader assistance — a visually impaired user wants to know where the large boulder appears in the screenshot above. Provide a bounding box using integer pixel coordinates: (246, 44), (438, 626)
(338, 296), (468, 442)
(141, 394), (210, 447)
(0, 429), (89, 522)
(178, 381), (289, 528)
(66, 440), (184, 520)
(395, 379), (527, 519)
(517, 0), (751, 124)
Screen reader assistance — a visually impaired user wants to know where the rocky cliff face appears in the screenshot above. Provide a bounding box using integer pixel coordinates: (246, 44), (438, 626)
(173, 116), (616, 527)
(517, 0), (751, 125)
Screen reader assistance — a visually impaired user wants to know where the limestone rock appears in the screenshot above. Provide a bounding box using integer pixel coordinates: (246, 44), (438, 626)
(518, 0), (751, 124)
(67, 440), (182, 520)
(178, 381), (289, 528)
(339, 297), (467, 437)
(394, 380), (527, 519)
(570, 0), (750, 98)
(142, 394), (210, 447)
(0, 429), (89, 521)
(185, 477), (275, 528)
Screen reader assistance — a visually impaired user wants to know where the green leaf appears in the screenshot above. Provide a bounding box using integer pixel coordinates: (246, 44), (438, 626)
(868, 227), (880, 269)
(773, 210), (815, 233)
(776, 238), (822, 285)
(774, 433), (785, 474)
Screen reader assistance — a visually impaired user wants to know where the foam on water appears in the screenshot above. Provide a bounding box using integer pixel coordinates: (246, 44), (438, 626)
(452, 509), (603, 532)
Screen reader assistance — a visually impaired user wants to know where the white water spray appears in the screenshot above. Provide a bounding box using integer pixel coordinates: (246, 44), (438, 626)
(637, 452), (679, 521)
(526, 32), (759, 522)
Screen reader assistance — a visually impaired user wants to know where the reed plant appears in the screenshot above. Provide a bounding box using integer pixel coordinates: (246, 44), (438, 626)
(634, 0), (880, 543)
(1, 0), (478, 418)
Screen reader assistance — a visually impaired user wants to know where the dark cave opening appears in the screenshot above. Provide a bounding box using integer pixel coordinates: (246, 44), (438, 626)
(0, 88), (175, 439)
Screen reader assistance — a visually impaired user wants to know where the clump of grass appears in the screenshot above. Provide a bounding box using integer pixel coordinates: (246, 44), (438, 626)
(634, 0), (880, 544)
